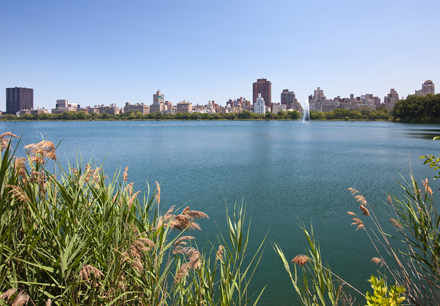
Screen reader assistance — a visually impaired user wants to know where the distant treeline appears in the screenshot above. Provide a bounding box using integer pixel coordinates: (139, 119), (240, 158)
(2, 95), (440, 122)
(0, 110), (302, 121)
(392, 94), (440, 123)
(310, 106), (391, 121)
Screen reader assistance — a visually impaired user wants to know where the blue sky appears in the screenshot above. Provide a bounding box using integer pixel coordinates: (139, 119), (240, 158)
(1, 0), (439, 110)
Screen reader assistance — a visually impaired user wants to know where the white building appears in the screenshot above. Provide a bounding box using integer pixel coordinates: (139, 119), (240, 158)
(253, 93), (266, 114)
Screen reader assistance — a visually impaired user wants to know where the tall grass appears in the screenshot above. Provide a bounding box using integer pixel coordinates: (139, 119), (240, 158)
(0, 133), (265, 306)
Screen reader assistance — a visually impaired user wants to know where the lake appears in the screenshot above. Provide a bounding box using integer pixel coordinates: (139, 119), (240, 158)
(1, 120), (439, 305)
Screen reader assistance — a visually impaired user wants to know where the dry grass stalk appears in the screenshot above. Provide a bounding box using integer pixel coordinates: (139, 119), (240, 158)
(347, 211), (356, 216)
(351, 218), (365, 231)
(371, 257), (385, 267)
(123, 166), (128, 181)
(390, 218), (403, 231)
(79, 264), (104, 282)
(0, 132), (19, 151)
(216, 245), (224, 261)
(0, 288), (18, 300)
(291, 254), (309, 266)
(360, 204), (370, 216)
(12, 291), (30, 306)
(0, 288), (31, 306)
(156, 181), (161, 205)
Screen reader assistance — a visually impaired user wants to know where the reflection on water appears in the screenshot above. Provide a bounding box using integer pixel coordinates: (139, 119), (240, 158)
(402, 128), (440, 140)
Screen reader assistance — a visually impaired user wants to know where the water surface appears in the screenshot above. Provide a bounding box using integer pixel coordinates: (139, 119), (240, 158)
(1, 120), (439, 305)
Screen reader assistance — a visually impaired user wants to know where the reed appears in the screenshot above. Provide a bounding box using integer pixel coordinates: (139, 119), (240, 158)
(0, 134), (265, 305)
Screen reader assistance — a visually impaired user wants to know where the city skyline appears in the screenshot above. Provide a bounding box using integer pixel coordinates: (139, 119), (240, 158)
(1, 0), (439, 111)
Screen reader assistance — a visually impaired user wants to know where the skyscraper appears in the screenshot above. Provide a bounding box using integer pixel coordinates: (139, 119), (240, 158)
(253, 79), (271, 108)
(6, 87), (33, 115)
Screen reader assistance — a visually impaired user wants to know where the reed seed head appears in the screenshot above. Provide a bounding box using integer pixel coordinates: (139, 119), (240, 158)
(79, 264), (104, 282)
(123, 166), (128, 181)
(291, 254), (309, 266)
(360, 204), (370, 216)
(156, 181), (161, 205)
(351, 218), (365, 231)
(347, 211), (356, 216)
(371, 257), (385, 267)
(175, 262), (190, 282)
(387, 195), (392, 204)
(216, 245), (224, 261)
(390, 218), (403, 231)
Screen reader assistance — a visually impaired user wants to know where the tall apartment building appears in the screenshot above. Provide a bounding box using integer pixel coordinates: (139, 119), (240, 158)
(415, 80), (435, 96)
(253, 79), (271, 108)
(280, 89), (302, 112)
(6, 87), (33, 114)
(313, 87), (326, 103)
(151, 90), (165, 113)
(281, 89), (295, 108)
(56, 99), (68, 108)
(153, 90), (164, 104)
(384, 89), (399, 111)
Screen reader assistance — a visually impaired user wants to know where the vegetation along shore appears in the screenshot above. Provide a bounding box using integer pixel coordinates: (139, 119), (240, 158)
(1, 94), (439, 123)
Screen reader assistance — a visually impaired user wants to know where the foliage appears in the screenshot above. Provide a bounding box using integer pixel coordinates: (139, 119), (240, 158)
(0, 133), (265, 305)
(420, 136), (440, 179)
(365, 276), (405, 306)
(392, 94), (440, 123)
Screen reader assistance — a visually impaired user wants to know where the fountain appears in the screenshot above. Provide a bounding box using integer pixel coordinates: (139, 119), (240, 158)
(302, 98), (310, 123)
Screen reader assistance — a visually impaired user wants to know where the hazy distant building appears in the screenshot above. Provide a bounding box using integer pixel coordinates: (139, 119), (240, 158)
(272, 103), (287, 113)
(415, 80), (435, 96)
(281, 89), (303, 112)
(384, 89), (399, 111)
(253, 79), (271, 108)
(124, 102), (149, 114)
(51, 99), (78, 114)
(281, 89), (295, 108)
(56, 99), (68, 108)
(313, 87), (326, 103)
(151, 90), (165, 113)
(6, 87), (33, 115)
(253, 93), (266, 114)
(177, 101), (192, 113)
(153, 89), (164, 104)
(88, 104), (119, 115)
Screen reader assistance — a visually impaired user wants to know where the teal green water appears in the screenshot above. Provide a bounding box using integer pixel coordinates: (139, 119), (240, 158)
(1, 120), (439, 305)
